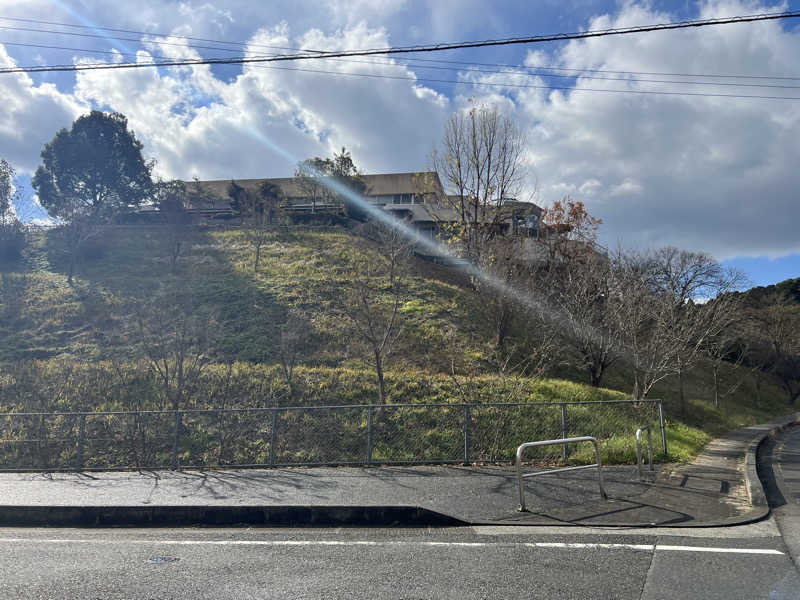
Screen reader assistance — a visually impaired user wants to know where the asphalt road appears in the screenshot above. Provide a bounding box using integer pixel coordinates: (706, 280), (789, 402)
(3, 426), (800, 599)
(765, 425), (800, 571)
(0, 523), (798, 599)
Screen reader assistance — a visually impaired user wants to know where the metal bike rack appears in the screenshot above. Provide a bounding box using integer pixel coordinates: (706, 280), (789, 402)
(515, 436), (606, 512)
(635, 426), (654, 481)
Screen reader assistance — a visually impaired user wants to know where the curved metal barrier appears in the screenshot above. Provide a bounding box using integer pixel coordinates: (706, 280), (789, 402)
(515, 436), (607, 512)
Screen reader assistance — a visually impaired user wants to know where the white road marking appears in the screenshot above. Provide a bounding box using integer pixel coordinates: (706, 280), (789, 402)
(656, 545), (784, 555)
(530, 542), (652, 551)
(0, 538), (785, 555)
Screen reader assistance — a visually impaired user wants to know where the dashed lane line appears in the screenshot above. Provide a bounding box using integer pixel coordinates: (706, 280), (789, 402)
(0, 538), (785, 555)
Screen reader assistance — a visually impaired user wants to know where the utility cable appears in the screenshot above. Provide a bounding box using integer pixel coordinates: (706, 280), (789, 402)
(5, 38), (800, 89)
(1, 10), (798, 75)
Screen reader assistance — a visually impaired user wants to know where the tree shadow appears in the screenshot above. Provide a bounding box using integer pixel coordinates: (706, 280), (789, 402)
(28, 225), (289, 365)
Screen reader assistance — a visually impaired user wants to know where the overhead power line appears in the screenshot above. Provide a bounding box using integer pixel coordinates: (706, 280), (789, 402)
(0, 14), (321, 54)
(6, 37), (800, 86)
(397, 55), (800, 82)
(6, 14), (800, 81)
(6, 13), (800, 82)
(240, 62), (800, 100)
(0, 24), (295, 56)
(0, 10), (798, 75)
(5, 38), (800, 89)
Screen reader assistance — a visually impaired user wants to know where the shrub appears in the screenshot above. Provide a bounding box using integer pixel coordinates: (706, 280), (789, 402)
(0, 221), (26, 261)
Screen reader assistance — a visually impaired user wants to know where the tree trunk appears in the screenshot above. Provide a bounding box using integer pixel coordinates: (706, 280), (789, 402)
(67, 251), (76, 285)
(589, 363), (604, 388)
(713, 364), (720, 409)
(754, 371), (762, 408)
(678, 366), (686, 418)
(374, 348), (386, 405)
(254, 243), (261, 272)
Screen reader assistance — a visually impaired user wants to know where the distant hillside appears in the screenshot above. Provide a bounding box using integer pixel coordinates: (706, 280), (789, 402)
(736, 276), (800, 307)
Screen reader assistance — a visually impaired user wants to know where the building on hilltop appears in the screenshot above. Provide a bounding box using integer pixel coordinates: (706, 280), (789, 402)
(179, 171), (542, 237)
(124, 171), (544, 261)
(181, 171), (447, 221)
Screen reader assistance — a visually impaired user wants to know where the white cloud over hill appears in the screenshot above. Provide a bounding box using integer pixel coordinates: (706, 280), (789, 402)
(1, 0), (799, 260)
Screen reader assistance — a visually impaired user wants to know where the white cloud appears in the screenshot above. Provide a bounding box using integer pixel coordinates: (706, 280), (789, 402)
(578, 178), (603, 196)
(514, 1), (800, 259)
(1, 0), (799, 262)
(325, 0), (408, 26)
(609, 178), (643, 197)
(0, 46), (87, 173)
(68, 21), (449, 181)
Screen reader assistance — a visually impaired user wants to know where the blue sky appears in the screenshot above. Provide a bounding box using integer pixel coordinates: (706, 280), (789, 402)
(1, 0), (799, 288)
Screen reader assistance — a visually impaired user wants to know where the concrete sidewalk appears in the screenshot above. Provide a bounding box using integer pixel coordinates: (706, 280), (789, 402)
(0, 413), (797, 527)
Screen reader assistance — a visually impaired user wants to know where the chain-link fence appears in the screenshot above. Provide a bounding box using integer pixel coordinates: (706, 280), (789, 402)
(0, 400), (665, 471)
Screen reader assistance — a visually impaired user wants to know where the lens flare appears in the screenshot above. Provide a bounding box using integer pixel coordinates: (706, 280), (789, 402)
(248, 136), (555, 321)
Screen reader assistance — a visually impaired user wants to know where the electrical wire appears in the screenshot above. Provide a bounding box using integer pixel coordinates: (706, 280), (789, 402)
(0, 14), (322, 54)
(0, 24), (301, 56)
(0, 10), (798, 75)
(242, 62), (800, 100)
(5, 38), (800, 89)
(4, 13), (800, 82)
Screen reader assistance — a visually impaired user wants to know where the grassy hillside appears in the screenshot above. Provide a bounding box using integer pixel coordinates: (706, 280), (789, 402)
(0, 226), (795, 465)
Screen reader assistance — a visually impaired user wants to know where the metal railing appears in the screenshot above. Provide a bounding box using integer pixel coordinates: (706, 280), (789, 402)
(635, 426), (654, 481)
(0, 399), (666, 471)
(516, 437), (607, 512)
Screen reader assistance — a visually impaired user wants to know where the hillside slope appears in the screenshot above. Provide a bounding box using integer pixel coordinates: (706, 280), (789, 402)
(0, 226), (795, 464)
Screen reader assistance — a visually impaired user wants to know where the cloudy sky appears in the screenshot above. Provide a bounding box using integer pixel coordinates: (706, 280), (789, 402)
(1, 0), (799, 286)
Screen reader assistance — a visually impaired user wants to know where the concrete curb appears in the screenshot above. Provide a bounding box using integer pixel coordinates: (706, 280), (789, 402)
(745, 414), (800, 509)
(0, 505), (467, 528)
(651, 412), (800, 529)
(482, 413), (800, 529)
(629, 413), (800, 528)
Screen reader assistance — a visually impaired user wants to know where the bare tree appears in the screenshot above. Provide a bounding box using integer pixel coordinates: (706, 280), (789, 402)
(132, 279), (218, 412)
(648, 248), (746, 414)
(154, 179), (189, 271)
(613, 247), (745, 409)
(0, 159), (25, 261)
(704, 319), (748, 409)
(295, 158), (336, 215)
(278, 308), (312, 398)
(556, 252), (626, 387)
(0, 159), (14, 222)
(464, 232), (563, 396)
(612, 248), (680, 401)
(431, 104), (526, 260)
(749, 294), (800, 405)
(230, 181), (283, 272)
(340, 222), (411, 404)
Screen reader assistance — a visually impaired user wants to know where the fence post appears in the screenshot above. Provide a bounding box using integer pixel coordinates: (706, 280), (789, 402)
(366, 406), (374, 464)
(269, 408), (278, 467)
(658, 400), (668, 456)
(171, 410), (181, 470)
(463, 405), (471, 465)
(75, 413), (86, 471)
(560, 403), (568, 461)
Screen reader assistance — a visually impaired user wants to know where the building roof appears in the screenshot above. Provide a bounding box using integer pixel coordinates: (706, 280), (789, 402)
(182, 172), (444, 207)
(177, 172), (541, 228)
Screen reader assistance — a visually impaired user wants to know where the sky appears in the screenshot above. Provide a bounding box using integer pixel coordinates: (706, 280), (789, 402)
(0, 0), (799, 287)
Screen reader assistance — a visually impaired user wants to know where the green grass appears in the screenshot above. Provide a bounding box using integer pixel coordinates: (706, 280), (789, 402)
(0, 226), (796, 467)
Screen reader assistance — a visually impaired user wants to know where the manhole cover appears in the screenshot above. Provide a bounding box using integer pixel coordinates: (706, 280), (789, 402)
(147, 556), (180, 564)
